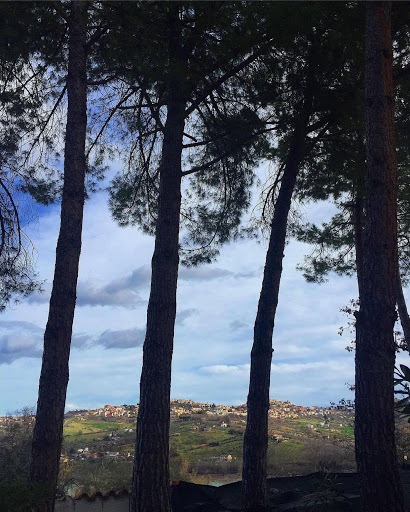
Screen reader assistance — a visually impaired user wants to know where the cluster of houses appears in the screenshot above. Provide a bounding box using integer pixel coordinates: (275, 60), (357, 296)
(0, 413), (35, 426)
(62, 448), (132, 462)
(63, 398), (342, 423)
(169, 399), (333, 420)
(267, 399), (334, 419)
(169, 399), (247, 418)
(0, 399), (352, 429)
(86, 405), (138, 418)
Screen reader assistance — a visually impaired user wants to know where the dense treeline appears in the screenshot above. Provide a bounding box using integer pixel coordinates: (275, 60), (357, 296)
(0, 2), (408, 512)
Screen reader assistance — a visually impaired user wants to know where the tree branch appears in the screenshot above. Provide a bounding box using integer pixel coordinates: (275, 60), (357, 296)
(184, 39), (273, 118)
(23, 85), (67, 165)
(181, 126), (275, 177)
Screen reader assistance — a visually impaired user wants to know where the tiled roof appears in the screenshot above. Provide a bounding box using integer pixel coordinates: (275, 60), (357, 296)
(72, 489), (129, 501)
(70, 482), (181, 501)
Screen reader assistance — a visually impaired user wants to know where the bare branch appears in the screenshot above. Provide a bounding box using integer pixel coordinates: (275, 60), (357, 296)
(185, 39), (274, 118)
(23, 86), (67, 166)
(86, 88), (135, 159)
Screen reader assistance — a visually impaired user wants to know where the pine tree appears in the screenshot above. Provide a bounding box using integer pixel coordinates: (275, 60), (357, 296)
(0, 3), (48, 310)
(29, 3), (88, 510)
(355, 3), (404, 509)
(243, 48), (316, 512)
(242, 5), (363, 508)
(291, 3), (410, 351)
(95, 4), (274, 510)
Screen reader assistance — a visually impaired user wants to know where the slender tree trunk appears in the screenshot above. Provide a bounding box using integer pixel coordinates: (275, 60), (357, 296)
(29, 3), (87, 511)
(354, 166), (410, 356)
(396, 271), (410, 353)
(242, 104), (312, 511)
(130, 8), (186, 512)
(356, 194), (410, 354)
(354, 3), (405, 511)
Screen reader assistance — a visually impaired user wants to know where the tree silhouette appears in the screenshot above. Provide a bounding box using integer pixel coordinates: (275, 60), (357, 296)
(30, 3), (88, 510)
(355, 3), (404, 510)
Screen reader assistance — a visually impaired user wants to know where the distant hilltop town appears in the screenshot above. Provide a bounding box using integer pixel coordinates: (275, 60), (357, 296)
(0, 398), (356, 469)
(63, 398), (354, 421)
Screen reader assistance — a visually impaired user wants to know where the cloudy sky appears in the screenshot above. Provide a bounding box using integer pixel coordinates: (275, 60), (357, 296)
(1, 166), (408, 416)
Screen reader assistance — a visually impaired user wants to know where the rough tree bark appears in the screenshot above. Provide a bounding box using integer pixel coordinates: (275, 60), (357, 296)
(130, 7), (186, 512)
(355, 198), (410, 355)
(29, 3), (87, 511)
(242, 88), (314, 511)
(354, 179), (410, 355)
(354, 2), (405, 511)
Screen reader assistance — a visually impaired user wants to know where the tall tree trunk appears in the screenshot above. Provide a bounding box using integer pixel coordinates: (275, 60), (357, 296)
(354, 3), (405, 511)
(356, 198), (410, 354)
(29, 3), (87, 511)
(396, 271), (410, 353)
(354, 178), (410, 354)
(130, 7), (186, 512)
(242, 102), (312, 511)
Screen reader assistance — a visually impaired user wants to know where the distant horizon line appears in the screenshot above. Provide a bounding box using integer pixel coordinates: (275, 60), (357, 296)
(1, 397), (354, 417)
(63, 397), (348, 413)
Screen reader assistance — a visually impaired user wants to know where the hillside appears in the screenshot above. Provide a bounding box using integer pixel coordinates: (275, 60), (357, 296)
(58, 399), (358, 495)
(2, 398), (408, 498)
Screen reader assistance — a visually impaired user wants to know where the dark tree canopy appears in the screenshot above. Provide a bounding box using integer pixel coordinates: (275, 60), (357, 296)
(0, 2), (407, 512)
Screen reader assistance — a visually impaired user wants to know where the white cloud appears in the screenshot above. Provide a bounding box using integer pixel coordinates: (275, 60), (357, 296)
(0, 321), (43, 364)
(28, 267), (150, 309)
(230, 320), (249, 332)
(200, 364), (250, 375)
(175, 308), (198, 326)
(96, 327), (145, 349)
(271, 360), (351, 375)
(66, 403), (82, 411)
(0, 334), (43, 364)
(274, 344), (313, 357)
(0, 187), (397, 414)
(179, 267), (233, 281)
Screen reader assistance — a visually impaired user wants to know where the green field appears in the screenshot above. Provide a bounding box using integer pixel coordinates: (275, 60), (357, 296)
(58, 411), (358, 493)
(63, 415), (319, 468)
(341, 425), (354, 437)
(63, 417), (135, 448)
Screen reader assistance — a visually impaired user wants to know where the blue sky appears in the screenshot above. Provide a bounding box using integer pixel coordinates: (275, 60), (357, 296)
(0, 166), (408, 416)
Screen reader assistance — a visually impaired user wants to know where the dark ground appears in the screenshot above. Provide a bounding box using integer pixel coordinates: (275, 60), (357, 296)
(171, 470), (410, 511)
